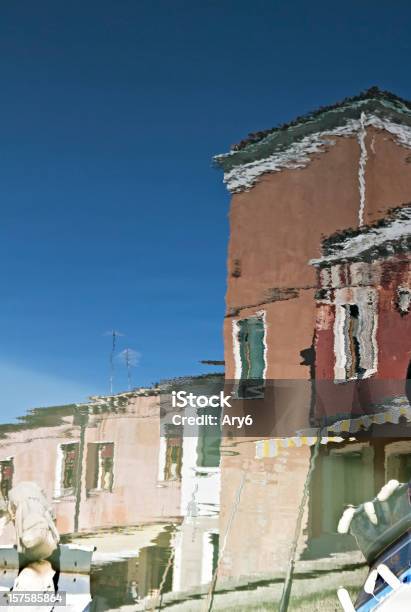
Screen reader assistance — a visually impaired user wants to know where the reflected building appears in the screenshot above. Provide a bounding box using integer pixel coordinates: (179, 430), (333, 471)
(1, 88), (411, 610)
(306, 203), (411, 560)
(0, 391), (181, 537)
(215, 88), (411, 395)
(0, 375), (223, 607)
(241, 200), (410, 602)
(312, 204), (411, 423)
(161, 376), (221, 593)
(213, 88), (411, 603)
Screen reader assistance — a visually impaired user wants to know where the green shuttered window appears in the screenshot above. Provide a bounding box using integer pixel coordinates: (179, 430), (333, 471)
(238, 317), (265, 379)
(236, 316), (265, 399)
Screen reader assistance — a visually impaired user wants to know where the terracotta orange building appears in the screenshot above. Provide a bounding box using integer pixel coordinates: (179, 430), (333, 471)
(214, 89), (411, 592)
(215, 88), (411, 397)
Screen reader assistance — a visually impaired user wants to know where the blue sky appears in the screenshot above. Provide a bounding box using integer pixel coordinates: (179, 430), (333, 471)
(1, 1), (410, 420)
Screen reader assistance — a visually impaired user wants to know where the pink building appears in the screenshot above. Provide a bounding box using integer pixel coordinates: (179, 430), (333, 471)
(0, 381), (222, 604)
(0, 390), (181, 542)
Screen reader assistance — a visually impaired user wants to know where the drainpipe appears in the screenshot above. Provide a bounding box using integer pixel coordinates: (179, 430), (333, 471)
(74, 406), (89, 533)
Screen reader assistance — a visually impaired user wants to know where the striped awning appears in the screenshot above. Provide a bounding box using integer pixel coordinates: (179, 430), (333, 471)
(255, 436), (346, 459)
(329, 402), (411, 434)
(255, 399), (411, 459)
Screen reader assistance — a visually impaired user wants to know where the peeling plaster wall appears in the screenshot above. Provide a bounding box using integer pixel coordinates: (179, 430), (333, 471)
(315, 257), (410, 377)
(377, 257), (411, 379)
(314, 256), (411, 420)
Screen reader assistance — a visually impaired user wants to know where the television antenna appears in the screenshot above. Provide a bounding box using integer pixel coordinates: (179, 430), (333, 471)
(104, 330), (124, 394)
(118, 348), (140, 390)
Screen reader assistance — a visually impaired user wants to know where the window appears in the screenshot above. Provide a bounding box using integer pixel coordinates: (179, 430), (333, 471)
(234, 316), (266, 398)
(334, 298), (378, 381)
(396, 286), (411, 315)
(387, 452), (411, 482)
(343, 304), (364, 379)
(86, 442), (114, 492)
(321, 445), (374, 533)
(386, 442), (411, 482)
(55, 443), (79, 497)
(158, 424), (183, 482)
(196, 410), (221, 468)
(0, 458), (13, 500)
(164, 438), (182, 480)
(309, 444), (374, 542)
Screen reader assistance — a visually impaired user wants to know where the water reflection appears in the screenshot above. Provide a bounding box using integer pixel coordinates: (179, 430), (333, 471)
(1, 378), (411, 610)
(0, 378), (222, 610)
(89, 529), (174, 609)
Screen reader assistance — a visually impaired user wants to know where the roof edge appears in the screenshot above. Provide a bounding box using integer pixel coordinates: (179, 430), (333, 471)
(214, 87), (411, 174)
(310, 204), (411, 266)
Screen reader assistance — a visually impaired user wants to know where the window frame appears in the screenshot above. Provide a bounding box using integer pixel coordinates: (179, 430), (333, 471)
(232, 311), (267, 398)
(333, 291), (378, 382)
(54, 443), (80, 499)
(86, 441), (115, 494)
